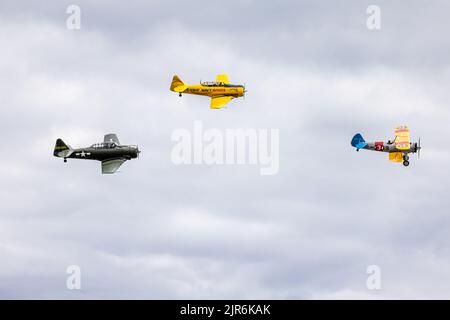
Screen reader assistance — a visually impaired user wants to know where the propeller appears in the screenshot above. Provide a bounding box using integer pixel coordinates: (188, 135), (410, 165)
(414, 137), (421, 159)
(417, 137), (421, 159)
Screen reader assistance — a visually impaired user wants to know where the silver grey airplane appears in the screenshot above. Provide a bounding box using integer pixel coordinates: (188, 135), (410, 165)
(53, 134), (140, 174)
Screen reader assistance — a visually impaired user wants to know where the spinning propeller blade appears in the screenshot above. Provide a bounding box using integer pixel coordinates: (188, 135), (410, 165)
(414, 137), (421, 159)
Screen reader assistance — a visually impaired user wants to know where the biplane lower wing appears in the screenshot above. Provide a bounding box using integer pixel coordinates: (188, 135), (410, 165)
(389, 152), (403, 163)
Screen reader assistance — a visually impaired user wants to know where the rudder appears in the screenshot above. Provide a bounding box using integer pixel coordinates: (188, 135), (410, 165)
(54, 138), (72, 157)
(170, 75), (187, 92)
(351, 133), (367, 149)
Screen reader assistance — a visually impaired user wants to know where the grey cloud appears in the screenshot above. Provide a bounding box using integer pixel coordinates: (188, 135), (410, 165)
(0, 0), (450, 299)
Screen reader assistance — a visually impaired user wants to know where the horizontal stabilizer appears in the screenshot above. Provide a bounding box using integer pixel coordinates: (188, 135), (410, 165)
(351, 133), (367, 149)
(172, 85), (188, 93)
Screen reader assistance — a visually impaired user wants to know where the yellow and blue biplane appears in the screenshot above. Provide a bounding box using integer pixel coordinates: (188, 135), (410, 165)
(351, 126), (421, 167)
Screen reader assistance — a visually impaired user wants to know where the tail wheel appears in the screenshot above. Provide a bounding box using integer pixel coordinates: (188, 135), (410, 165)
(403, 160), (409, 167)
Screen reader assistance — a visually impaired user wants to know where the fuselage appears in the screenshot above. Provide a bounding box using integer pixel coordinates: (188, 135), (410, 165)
(68, 144), (140, 161)
(181, 83), (245, 98)
(361, 141), (417, 154)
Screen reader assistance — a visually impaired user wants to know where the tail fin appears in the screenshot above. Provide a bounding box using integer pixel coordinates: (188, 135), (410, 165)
(351, 133), (367, 149)
(53, 138), (72, 157)
(170, 75), (187, 92)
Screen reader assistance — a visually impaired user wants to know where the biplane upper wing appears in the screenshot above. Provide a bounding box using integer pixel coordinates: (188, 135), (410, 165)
(216, 74), (230, 84)
(394, 126), (410, 150)
(104, 134), (120, 145)
(210, 96), (233, 109)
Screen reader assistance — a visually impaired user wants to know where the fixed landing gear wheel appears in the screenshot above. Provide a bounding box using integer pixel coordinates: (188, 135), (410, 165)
(179, 93), (182, 97)
(403, 160), (409, 167)
(64, 158), (67, 163)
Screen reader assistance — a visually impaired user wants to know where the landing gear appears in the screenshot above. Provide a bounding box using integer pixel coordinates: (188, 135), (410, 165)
(179, 93), (182, 97)
(402, 154), (409, 167)
(356, 149), (359, 152)
(64, 158), (67, 163)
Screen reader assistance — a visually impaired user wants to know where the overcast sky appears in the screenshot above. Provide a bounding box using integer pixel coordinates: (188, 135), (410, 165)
(1, 0), (450, 299)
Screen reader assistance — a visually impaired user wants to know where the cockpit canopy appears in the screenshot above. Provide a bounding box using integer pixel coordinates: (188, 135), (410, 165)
(201, 81), (222, 86)
(91, 142), (117, 149)
(200, 81), (243, 88)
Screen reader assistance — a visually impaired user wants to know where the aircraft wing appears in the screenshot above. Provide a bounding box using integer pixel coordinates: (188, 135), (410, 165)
(216, 74), (230, 84)
(210, 96), (233, 109)
(104, 134), (120, 145)
(394, 126), (410, 150)
(389, 152), (403, 163)
(101, 158), (126, 174)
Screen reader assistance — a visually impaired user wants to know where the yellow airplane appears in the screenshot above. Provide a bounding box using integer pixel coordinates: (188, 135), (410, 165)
(170, 74), (246, 109)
